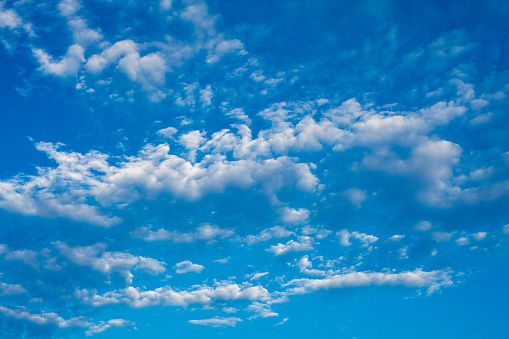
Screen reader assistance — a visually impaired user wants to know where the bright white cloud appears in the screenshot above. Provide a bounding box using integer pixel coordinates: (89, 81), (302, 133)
(337, 229), (378, 247)
(175, 260), (204, 274)
(267, 236), (314, 256)
(285, 269), (453, 295)
(279, 207), (310, 225)
(77, 282), (270, 308)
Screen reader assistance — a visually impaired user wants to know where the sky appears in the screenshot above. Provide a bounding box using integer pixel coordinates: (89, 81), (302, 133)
(0, 0), (509, 337)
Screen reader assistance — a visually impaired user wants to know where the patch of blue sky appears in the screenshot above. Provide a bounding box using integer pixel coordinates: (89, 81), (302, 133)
(1, 0), (509, 337)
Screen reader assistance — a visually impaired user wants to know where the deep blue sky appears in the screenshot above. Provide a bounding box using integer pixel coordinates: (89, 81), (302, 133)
(1, 0), (509, 337)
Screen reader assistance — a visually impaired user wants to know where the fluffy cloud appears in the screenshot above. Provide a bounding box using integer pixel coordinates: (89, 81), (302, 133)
(0, 141), (318, 226)
(0, 306), (90, 328)
(337, 229), (378, 247)
(267, 236), (314, 256)
(175, 260), (204, 274)
(77, 282), (270, 308)
(279, 207), (310, 225)
(33, 44), (85, 77)
(56, 242), (166, 284)
(242, 226), (294, 245)
(0, 281), (27, 295)
(285, 269), (453, 295)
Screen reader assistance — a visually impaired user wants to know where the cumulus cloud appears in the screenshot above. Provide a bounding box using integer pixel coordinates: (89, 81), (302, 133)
(55, 242), (166, 284)
(279, 207), (310, 225)
(33, 44), (85, 77)
(0, 281), (27, 295)
(0, 306), (90, 328)
(175, 260), (204, 274)
(296, 256), (326, 277)
(77, 281), (270, 308)
(337, 229), (378, 247)
(267, 236), (314, 256)
(0, 141), (318, 226)
(285, 269), (453, 295)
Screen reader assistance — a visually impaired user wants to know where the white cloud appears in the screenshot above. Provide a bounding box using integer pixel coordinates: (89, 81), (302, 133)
(206, 38), (245, 64)
(77, 282), (270, 308)
(472, 232), (486, 241)
(57, 0), (81, 17)
(243, 226), (294, 245)
(33, 44), (85, 77)
(188, 317), (242, 327)
(455, 237), (469, 246)
(160, 0), (172, 10)
(296, 256), (326, 277)
(0, 5), (21, 30)
(387, 235), (405, 242)
(175, 260), (204, 274)
(0, 281), (27, 295)
(343, 188), (367, 207)
(226, 108), (251, 124)
(279, 207), (309, 225)
(56, 242), (166, 284)
(415, 221), (432, 231)
(131, 224), (234, 243)
(267, 236), (314, 256)
(274, 318), (289, 326)
(337, 229), (378, 247)
(85, 319), (133, 336)
(432, 231), (453, 242)
(285, 269), (453, 295)
(247, 272), (269, 281)
(0, 141), (318, 226)
(0, 306), (90, 328)
(158, 127), (178, 139)
(503, 224), (509, 235)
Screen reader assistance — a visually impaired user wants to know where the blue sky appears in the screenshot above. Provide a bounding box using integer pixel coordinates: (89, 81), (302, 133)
(1, 0), (509, 337)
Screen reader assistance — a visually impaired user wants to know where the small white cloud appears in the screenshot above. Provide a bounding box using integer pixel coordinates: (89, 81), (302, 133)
(274, 318), (289, 326)
(175, 260), (204, 274)
(432, 232), (453, 242)
(343, 188), (367, 207)
(267, 237), (313, 256)
(247, 272), (269, 281)
(188, 317), (242, 327)
(503, 224), (509, 235)
(337, 229), (378, 247)
(33, 44), (85, 77)
(387, 235), (405, 242)
(455, 237), (469, 246)
(279, 207), (309, 225)
(214, 257), (230, 264)
(415, 221), (432, 231)
(160, 0), (172, 10)
(85, 319), (134, 336)
(472, 232), (487, 241)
